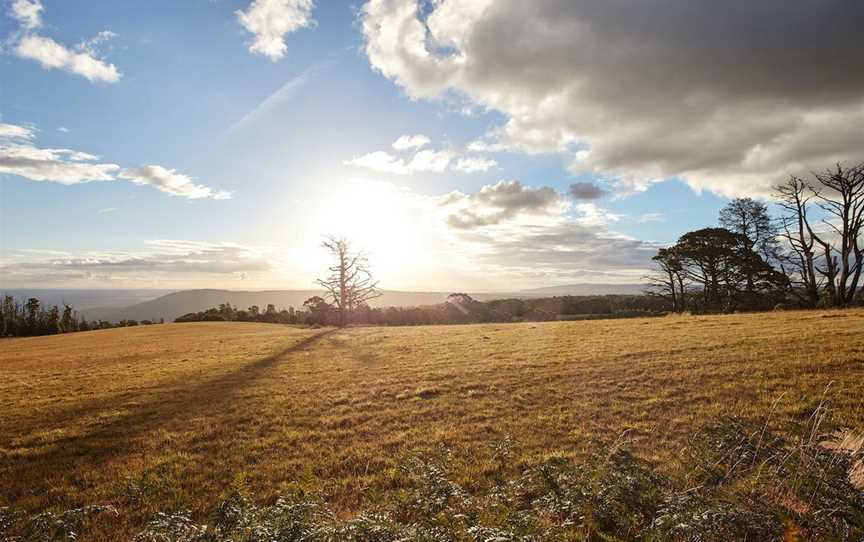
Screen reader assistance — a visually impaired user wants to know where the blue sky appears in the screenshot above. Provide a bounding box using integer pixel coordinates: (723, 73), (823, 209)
(2, 0), (857, 291)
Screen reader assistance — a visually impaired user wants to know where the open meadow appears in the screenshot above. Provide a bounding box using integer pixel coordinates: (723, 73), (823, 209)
(2, 310), (864, 539)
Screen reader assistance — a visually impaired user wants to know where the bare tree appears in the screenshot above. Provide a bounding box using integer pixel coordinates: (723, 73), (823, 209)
(775, 177), (821, 307)
(809, 163), (864, 305)
(775, 163), (864, 306)
(316, 237), (381, 326)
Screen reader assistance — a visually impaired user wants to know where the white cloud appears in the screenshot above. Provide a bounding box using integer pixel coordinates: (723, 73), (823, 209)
(15, 34), (121, 83)
(0, 122), (35, 140)
(345, 148), (452, 175)
(345, 150), (408, 175)
(57, 126), (70, 133)
(9, 0), (42, 30)
(407, 149), (451, 173)
(360, 0), (864, 197)
(0, 120), (229, 199)
(77, 30), (117, 56)
(347, 135), (493, 176)
(392, 134), (430, 151)
(572, 203), (623, 227)
(453, 156), (497, 173)
(8, 2), (121, 83)
(236, 0), (315, 61)
(119, 166), (232, 200)
(0, 144), (118, 184)
(0, 127), (120, 183)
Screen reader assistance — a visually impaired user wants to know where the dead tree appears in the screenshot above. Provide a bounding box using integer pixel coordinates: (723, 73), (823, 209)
(776, 163), (864, 306)
(775, 177), (821, 307)
(810, 163), (864, 305)
(316, 237), (381, 326)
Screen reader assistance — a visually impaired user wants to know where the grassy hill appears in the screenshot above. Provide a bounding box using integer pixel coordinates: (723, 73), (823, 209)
(2, 311), (864, 539)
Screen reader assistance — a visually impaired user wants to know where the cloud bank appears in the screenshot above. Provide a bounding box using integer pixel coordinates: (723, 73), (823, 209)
(1, 241), (272, 286)
(360, 0), (864, 197)
(438, 179), (656, 284)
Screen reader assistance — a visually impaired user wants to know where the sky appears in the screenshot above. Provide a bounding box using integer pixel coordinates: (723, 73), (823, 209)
(1, 0), (862, 292)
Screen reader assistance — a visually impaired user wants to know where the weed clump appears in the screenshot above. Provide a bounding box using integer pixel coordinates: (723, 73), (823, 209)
(0, 505), (117, 542)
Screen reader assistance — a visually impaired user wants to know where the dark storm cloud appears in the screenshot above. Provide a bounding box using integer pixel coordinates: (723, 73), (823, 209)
(363, 0), (864, 196)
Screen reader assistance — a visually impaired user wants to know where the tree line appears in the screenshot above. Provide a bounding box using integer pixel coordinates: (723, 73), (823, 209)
(175, 293), (668, 327)
(0, 296), (162, 338)
(649, 162), (864, 313)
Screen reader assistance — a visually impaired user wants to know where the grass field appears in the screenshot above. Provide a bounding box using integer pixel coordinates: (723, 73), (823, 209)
(2, 310), (864, 539)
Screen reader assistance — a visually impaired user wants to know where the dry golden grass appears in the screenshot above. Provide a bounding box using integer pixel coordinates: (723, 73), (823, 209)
(2, 310), (864, 538)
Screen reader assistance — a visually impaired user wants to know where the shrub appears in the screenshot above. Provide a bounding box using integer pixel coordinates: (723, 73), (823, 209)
(4, 415), (864, 541)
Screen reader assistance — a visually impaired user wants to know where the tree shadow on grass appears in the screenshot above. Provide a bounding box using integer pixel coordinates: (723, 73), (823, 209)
(0, 329), (340, 505)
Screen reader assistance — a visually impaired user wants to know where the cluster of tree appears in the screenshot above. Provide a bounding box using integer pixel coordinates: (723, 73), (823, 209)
(0, 296), (161, 337)
(356, 294), (665, 326)
(176, 293), (668, 327)
(648, 162), (864, 313)
(175, 302), (304, 324)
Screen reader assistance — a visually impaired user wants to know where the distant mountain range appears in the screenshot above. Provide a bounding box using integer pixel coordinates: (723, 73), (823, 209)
(0, 289), (175, 310)
(4, 284), (647, 323)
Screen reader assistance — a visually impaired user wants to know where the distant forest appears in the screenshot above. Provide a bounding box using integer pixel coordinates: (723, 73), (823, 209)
(0, 296), (161, 338)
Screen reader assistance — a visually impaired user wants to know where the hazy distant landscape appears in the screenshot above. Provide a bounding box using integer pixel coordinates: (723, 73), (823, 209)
(0, 289), (175, 311)
(2, 284), (648, 323)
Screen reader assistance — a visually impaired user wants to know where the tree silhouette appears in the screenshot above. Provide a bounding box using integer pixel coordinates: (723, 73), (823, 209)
(775, 163), (864, 306)
(316, 237), (381, 326)
(647, 247), (688, 312)
(776, 177), (821, 307)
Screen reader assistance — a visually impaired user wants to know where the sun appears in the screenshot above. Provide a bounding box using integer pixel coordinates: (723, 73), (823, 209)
(292, 178), (457, 290)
